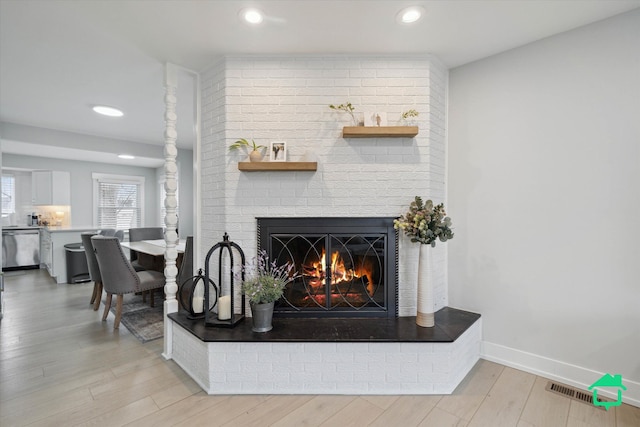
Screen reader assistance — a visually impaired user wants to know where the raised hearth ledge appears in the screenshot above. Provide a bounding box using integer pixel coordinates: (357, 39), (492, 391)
(168, 307), (479, 343)
(168, 307), (482, 395)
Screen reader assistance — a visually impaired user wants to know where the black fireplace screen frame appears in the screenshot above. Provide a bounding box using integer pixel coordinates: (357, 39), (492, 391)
(257, 217), (398, 319)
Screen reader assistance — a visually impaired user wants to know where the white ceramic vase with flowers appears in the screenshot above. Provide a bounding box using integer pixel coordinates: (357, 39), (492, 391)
(394, 196), (454, 327)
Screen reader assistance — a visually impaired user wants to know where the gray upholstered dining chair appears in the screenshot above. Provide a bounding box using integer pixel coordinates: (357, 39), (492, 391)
(128, 227), (164, 271)
(91, 235), (165, 329)
(98, 228), (124, 241)
(81, 229), (125, 310)
(113, 230), (125, 241)
(98, 228), (115, 237)
(81, 232), (103, 311)
(176, 236), (194, 288)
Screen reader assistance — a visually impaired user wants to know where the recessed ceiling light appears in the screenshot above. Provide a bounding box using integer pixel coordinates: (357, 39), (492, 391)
(118, 154), (135, 160)
(93, 105), (124, 117)
(397, 6), (425, 24)
(239, 8), (263, 24)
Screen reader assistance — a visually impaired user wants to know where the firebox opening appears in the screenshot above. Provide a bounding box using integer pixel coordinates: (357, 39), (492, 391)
(257, 217), (397, 318)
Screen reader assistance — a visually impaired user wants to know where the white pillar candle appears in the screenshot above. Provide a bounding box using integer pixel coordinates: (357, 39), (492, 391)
(218, 295), (231, 320)
(192, 296), (204, 314)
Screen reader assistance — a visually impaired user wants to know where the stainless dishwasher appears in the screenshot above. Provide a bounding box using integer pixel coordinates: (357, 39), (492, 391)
(2, 228), (40, 270)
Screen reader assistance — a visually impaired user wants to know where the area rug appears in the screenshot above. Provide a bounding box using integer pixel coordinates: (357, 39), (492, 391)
(108, 292), (164, 343)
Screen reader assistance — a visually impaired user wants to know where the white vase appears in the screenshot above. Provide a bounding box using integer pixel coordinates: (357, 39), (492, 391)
(416, 244), (435, 327)
(249, 149), (263, 162)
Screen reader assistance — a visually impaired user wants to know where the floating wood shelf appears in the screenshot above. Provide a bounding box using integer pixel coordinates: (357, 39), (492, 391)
(238, 162), (317, 172)
(342, 126), (419, 138)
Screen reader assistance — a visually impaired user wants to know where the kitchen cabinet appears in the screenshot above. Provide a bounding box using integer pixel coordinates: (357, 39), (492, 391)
(32, 171), (71, 205)
(40, 227), (97, 284)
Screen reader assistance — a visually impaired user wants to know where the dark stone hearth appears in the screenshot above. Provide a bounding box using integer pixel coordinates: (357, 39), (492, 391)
(168, 307), (480, 343)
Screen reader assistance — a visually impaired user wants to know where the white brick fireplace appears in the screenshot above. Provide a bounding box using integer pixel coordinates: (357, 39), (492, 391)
(200, 54), (449, 315)
(170, 54), (481, 394)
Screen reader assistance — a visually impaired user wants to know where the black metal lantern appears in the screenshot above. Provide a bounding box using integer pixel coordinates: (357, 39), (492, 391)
(178, 268), (218, 319)
(204, 233), (246, 327)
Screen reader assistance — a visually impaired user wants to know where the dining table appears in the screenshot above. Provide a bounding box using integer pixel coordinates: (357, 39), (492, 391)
(120, 239), (186, 272)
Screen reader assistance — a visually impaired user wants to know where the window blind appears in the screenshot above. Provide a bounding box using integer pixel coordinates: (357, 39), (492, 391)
(95, 177), (143, 229)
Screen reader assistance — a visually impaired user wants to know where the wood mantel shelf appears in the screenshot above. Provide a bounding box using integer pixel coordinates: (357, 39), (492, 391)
(238, 161), (317, 172)
(342, 126), (419, 138)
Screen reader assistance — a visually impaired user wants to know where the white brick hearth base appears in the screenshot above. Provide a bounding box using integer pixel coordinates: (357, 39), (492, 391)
(170, 318), (481, 395)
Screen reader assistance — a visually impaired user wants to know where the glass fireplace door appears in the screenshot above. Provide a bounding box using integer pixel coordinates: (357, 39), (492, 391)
(258, 217), (397, 318)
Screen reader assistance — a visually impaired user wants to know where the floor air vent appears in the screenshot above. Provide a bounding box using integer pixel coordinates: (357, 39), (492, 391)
(545, 381), (611, 410)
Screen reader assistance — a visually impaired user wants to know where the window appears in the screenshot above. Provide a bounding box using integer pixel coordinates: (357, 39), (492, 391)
(93, 173), (145, 229)
(1, 174), (15, 215)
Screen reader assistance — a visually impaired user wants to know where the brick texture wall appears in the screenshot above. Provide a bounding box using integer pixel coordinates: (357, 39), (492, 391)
(199, 55), (448, 316)
(172, 318), (482, 395)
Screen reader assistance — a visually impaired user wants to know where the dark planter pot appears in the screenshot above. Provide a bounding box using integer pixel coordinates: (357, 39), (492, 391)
(250, 301), (274, 332)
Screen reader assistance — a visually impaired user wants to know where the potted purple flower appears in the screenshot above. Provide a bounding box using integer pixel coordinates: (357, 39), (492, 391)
(239, 250), (300, 332)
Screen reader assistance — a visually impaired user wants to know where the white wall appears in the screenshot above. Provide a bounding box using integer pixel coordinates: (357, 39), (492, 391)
(0, 122), (166, 160)
(448, 10), (640, 404)
(200, 55), (448, 315)
(176, 148), (194, 237)
(3, 153), (160, 227)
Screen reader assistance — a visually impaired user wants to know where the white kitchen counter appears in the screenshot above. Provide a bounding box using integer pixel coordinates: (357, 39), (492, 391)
(40, 227), (98, 283)
(43, 226), (100, 233)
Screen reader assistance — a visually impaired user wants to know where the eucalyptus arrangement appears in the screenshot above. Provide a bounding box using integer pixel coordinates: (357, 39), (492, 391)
(228, 138), (265, 162)
(329, 102), (358, 126)
(394, 196), (454, 246)
(239, 250), (300, 304)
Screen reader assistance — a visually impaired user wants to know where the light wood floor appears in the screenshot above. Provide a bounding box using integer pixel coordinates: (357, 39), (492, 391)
(1, 269), (639, 426)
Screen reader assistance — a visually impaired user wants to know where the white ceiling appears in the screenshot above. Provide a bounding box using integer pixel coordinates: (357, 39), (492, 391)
(1, 0), (639, 167)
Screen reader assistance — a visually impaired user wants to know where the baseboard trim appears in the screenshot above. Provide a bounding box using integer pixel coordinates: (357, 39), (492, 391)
(481, 341), (640, 408)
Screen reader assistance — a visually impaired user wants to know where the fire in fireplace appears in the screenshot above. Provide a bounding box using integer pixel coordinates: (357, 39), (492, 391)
(257, 217), (397, 318)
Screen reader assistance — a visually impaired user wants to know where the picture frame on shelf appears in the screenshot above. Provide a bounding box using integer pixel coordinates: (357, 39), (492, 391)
(270, 141), (287, 162)
(364, 112), (388, 127)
